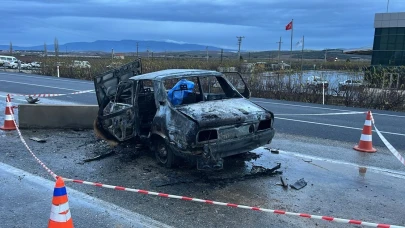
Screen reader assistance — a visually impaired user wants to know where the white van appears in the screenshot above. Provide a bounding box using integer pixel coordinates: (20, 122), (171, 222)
(0, 55), (18, 65)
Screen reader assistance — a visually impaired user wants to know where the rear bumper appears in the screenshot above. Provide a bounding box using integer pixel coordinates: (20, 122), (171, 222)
(171, 128), (275, 159)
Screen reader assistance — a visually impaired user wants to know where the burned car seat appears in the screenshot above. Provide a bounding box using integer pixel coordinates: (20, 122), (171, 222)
(168, 79), (195, 105)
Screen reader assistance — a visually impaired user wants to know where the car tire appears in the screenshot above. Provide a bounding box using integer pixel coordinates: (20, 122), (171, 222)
(154, 138), (176, 168)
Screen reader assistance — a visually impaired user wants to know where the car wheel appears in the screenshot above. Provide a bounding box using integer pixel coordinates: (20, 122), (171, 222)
(154, 138), (176, 168)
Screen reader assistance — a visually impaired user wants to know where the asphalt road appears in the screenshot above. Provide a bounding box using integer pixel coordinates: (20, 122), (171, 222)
(1, 71), (404, 150)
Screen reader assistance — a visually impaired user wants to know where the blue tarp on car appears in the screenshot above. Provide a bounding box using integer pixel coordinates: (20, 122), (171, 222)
(168, 79), (195, 106)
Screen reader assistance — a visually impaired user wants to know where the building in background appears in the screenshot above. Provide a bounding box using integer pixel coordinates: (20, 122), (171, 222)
(372, 12), (405, 66)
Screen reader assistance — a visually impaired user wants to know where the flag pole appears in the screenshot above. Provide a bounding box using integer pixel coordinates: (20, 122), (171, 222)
(290, 19), (293, 66)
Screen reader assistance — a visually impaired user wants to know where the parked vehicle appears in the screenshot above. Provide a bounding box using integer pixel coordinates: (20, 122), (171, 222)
(72, 60), (91, 68)
(4, 61), (19, 69)
(306, 76), (329, 89)
(0, 55), (18, 66)
(93, 60), (276, 170)
(338, 79), (364, 91)
(30, 62), (41, 68)
(20, 62), (31, 69)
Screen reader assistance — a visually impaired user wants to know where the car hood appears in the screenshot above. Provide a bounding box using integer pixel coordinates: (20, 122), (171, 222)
(176, 98), (268, 128)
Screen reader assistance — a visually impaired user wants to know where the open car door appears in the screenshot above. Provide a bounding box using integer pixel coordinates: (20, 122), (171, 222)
(221, 71), (251, 98)
(93, 60), (142, 143)
(94, 59), (142, 109)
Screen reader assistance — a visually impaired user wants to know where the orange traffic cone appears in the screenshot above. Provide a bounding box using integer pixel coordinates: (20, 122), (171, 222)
(0, 94), (17, 131)
(48, 177), (74, 228)
(354, 111), (376, 153)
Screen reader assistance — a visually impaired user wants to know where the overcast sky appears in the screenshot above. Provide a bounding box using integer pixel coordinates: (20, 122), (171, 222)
(1, 0), (404, 51)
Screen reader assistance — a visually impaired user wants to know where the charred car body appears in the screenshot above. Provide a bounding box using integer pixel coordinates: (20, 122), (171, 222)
(94, 60), (275, 170)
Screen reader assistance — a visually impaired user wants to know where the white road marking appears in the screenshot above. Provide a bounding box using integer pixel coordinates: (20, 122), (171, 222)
(277, 111), (365, 116)
(276, 149), (405, 180)
(0, 79), (82, 91)
(0, 72), (93, 85)
(0, 162), (172, 228)
(276, 117), (405, 137)
(253, 100), (405, 118)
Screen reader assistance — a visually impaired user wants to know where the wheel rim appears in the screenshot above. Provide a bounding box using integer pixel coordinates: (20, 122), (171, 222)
(156, 143), (168, 164)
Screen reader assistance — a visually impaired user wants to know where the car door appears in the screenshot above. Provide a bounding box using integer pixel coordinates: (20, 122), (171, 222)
(93, 60), (142, 142)
(94, 59), (142, 108)
(221, 71), (251, 98)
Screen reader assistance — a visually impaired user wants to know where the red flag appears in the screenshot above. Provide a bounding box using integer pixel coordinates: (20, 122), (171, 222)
(285, 21), (293, 30)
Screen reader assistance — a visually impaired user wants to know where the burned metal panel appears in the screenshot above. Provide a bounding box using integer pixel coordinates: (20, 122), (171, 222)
(100, 102), (136, 141)
(94, 59), (142, 108)
(176, 98), (269, 128)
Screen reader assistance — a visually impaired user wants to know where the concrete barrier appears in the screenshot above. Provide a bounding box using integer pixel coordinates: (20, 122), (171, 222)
(18, 104), (99, 129)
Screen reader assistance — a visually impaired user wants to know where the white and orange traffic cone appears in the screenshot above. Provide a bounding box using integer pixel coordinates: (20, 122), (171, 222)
(48, 177), (74, 228)
(354, 111), (376, 153)
(0, 94), (17, 131)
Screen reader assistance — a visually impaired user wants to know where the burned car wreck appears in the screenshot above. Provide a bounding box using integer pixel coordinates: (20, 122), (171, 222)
(93, 60), (275, 170)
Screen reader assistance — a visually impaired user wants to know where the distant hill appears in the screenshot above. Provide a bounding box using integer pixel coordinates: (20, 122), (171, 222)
(0, 40), (234, 53)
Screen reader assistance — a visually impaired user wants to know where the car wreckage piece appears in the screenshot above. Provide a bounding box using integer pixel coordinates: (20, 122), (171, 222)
(93, 59), (276, 170)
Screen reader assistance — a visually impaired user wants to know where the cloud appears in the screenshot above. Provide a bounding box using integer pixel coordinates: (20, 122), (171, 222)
(1, 0), (405, 50)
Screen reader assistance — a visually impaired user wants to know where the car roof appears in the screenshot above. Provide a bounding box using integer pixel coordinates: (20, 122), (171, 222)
(130, 69), (223, 81)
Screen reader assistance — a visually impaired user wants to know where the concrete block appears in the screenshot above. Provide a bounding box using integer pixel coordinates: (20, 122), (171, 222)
(18, 104), (99, 129)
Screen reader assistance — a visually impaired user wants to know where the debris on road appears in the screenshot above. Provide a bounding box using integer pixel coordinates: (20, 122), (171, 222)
(26, 96), (39, 104)
(279, 176), (288, 188)
(359, 167), (367, 177)
(303, 159), (312, 163)
(83, 151), (116, 163)
(264, 147), (279, 154)
(250, 163), (281, 176)
(29, 137), (46, 143)
(291, 178), (307, 190)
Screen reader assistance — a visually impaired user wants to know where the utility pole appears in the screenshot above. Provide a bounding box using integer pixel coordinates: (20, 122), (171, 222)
(324, 48), (327, 63)
(220, 49), (223, 63)
(206, 46), (208, 62)
(44, 42), (47, 57)
(9, 42), (12, 55)
(147, 46), (150, 59)
(54, 37), (59, 58)
(111, 48), (114, 63)
(387, 0), (390, 12)
(300, 36), (305, 72)
(276, 37), (283, 63)
(136, 42), (139, 58)
(236, 36), (245, 61)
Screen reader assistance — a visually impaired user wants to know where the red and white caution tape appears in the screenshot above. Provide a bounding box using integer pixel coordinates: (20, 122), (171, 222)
(7, 109), (405, 227)
(8, 89), (94, 98)
(61, 177), (404, 228)
(9, 112), (58, 179)
(371, 113), (405, 167)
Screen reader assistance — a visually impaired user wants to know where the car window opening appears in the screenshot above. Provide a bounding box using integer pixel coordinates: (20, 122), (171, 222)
(164, 75), (242, 107)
